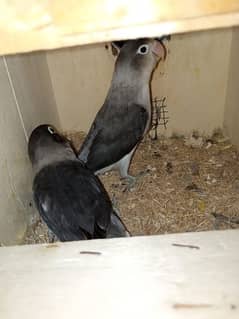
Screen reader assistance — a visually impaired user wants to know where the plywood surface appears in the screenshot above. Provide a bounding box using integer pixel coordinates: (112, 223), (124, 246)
(1, 0), (239, 54)
(0, 229), (238, 318)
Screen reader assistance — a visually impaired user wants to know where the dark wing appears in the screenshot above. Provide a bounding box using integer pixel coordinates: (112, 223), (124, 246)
(33, 161), (112, 241)
(78, 103), (148, 172)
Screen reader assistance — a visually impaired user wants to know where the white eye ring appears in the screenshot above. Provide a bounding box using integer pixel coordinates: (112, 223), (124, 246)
(48, 126), (55, 134)
(137, 44), (149, 55)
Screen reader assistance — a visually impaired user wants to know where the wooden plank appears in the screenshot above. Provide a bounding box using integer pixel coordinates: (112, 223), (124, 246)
(0, 0), (239, 55)
(0, 229), (238, 318)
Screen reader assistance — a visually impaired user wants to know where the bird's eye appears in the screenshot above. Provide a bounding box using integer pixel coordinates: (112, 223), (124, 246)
(137, 44), (149, 55)
(48, 126), (55, 134)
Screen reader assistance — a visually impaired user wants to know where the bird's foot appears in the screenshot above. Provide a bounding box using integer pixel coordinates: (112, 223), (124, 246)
(121, 170), (148, 192)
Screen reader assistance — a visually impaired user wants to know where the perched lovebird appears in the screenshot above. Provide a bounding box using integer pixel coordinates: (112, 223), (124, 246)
(28, 124), (130, 241)
(78, 38), (166, 187)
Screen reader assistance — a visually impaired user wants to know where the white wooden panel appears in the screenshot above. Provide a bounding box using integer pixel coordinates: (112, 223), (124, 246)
(0, 229), (238, 318)
(0, 0), (239, 55)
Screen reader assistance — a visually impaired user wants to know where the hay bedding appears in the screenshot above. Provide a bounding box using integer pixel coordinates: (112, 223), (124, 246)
(24, 131), (239, 244)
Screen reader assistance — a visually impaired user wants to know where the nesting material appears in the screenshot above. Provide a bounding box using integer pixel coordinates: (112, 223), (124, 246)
(23, 131), (239, 244)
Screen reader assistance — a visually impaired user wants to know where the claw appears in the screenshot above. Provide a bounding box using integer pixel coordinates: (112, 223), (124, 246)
(48, 229), (57, 243)
(112, 195), (120, 213)
(122, 170), (149, 191)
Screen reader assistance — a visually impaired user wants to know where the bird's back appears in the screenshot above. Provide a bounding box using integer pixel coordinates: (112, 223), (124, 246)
(33, 160), (112, 241)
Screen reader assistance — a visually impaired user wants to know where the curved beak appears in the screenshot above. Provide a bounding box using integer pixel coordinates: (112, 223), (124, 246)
(152, 39), (167, 60)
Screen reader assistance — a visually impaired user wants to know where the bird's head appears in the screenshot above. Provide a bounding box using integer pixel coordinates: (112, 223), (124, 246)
(113, 38), (166, 81)
(28, 124), (76, 171)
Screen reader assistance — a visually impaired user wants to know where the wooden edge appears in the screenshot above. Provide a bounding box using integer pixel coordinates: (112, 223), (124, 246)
(1, 11), (239, 55)
(0, 229), (238, 318)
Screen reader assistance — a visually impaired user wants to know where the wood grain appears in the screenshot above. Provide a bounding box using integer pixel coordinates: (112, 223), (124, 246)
(0, 0), (239, 54)
(0, 229), (238, 318)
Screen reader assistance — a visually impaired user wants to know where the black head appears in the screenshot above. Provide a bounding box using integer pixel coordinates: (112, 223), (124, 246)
(28, 124), (75, 167)
(114, 38), (166, 79)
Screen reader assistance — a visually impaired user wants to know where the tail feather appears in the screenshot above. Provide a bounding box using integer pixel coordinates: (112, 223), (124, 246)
(107, 210), (131, 238)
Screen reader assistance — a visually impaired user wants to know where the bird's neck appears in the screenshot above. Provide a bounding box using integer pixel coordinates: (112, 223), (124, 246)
(107, 69), (151, 106)
(33, 147), (76, 174)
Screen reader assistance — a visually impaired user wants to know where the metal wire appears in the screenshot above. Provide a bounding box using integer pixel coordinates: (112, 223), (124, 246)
(150, 96), (169, 140)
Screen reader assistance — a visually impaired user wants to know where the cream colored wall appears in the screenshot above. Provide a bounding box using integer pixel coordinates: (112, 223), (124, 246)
(0, 57), (33, 245)
(47, 29), (232, 136)
(0, 52), (60, 245)
(6, 52), (60, 136)
(224, 27), (239, 147)
(152, 28), (232, 136)
(47, 45), (115, 132)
